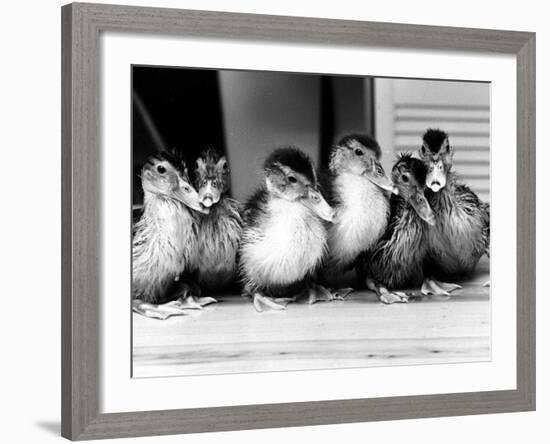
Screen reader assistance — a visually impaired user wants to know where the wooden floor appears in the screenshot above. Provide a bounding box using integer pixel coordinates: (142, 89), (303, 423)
(133, 258), (490, 378)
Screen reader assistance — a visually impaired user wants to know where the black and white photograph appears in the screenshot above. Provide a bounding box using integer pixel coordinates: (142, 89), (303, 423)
(1, 0), (542, 441)
(131, 66), (490, 378)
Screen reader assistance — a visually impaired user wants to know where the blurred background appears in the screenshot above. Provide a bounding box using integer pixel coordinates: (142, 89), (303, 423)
(132, 66), (490, 205)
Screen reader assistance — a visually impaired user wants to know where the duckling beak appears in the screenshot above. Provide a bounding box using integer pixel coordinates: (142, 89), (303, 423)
(306, 189), (335, 222)
(201, 196), (214, 208)
(363, 166), (397, 194)
(410, 194), (435, 226)
(426, 163), (447, 192)
(320, 208), (335, 223)
(367, 176), (398, 194)
(422, 211), (436, 226)
(198, 182), (220, 209)
(172, 185), (210, 214)
(428, 181), (443, 192)
(196, 203), (211, 214)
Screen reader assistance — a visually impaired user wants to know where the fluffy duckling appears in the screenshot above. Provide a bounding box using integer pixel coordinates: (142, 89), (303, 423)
(194, 149), (243, 293)
(362, 154), (435, 303)
(419, 129), (490, 295)
(323, 134), (396, 284)
(239, 147), (335, 312)
(132, 152), (210, 319)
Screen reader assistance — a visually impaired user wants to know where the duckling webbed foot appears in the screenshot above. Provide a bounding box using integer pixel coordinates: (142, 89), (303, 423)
(253, 293), (294, 312)
(176, 280), (218, 309)
(132, 299), (194, 320)
(366, 278), (409, 304)
(307, 284), (352, 304)
(176, 295), (218, 310)
(421, 278), (462, 297)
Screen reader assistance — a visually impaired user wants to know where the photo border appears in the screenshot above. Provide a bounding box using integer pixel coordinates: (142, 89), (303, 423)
(61, 2), (535, 440)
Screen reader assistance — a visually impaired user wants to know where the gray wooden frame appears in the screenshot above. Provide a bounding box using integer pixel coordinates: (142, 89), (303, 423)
(61, 2), (536, 440)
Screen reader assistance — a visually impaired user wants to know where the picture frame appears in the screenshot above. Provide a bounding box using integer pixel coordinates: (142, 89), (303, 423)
(61, 2), (536, 440)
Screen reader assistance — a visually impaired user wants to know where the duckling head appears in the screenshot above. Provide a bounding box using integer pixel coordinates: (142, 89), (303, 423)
(264, 147), (334, 222)
(329, 134), (396, 193)
(195, 148), (229, 209)
(419, 129), (454, 192)
(141, 152), (208, 214)
(392, 153), (435, 226)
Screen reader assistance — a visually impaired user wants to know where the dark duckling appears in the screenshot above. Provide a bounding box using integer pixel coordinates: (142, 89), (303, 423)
(362, 154), (435, 303)
(194, 149), (243, 294)
(322, 134), (397, 285)
(419, 129), (490, 294)
(239, 147), (335, 312)
(132, 152), (210, 319)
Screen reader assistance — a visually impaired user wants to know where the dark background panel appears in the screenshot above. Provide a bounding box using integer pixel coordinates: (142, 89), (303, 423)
(132, 66), (373, 204)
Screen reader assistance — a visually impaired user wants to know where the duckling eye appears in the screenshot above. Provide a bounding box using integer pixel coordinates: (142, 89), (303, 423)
(354, 149), (363, 156)
(376, 166), (383, 174)
(288, 176), (297, 183)
(157, 165), (166, 174)
(311, 194), (320, 202)
(401, 174), (409, 183)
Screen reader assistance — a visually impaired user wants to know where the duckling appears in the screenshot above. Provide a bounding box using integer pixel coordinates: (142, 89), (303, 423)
(132, 152), (209, 320)
(322, 134), (396, 287)
(194, 149), (242, 294)
(239, 147), (335, 312)
(419, 129), (490, 295)
(362, 154), (435, 303)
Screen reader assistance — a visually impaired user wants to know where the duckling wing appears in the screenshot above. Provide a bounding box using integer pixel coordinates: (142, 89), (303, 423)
(434, 181), (489, 270)
(242, 188), (269, 226)
(317, 170), (338, 206)
(455, 183), (490, 249)
(367, 202), (427, 289)
(226, 197), (244, 226)
(454, 182), (483, 205)
(456, 184), (491, 256)
(481, 201), (490, 256)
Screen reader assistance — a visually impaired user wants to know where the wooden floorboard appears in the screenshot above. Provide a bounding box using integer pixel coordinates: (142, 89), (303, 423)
(133, 258), (490, 378)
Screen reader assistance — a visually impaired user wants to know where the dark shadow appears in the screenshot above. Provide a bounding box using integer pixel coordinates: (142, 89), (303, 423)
(35, 421), (60, 436)
(132, 66), (227, 205)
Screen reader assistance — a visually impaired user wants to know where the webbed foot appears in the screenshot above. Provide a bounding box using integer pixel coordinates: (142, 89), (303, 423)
(379, 291), (409, 304)
(366, 277), (409, 304)
(334, 287), (354, 299)
(421, 278), (462, 297)
(132, 299), (194, 320)
(177, 295), (218, 310)
(307, 284), (353, 304)
(253, 293), (294, 312)
(176, 280), (218, 309)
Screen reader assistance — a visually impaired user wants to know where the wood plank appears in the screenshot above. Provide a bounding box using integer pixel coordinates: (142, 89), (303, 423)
(134, 336), (490, 377)
(133, 259), (490, 378)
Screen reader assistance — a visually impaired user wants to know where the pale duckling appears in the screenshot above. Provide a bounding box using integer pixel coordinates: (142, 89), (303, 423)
(239, 147), (335, 312)
(322, 134), (396, 289)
